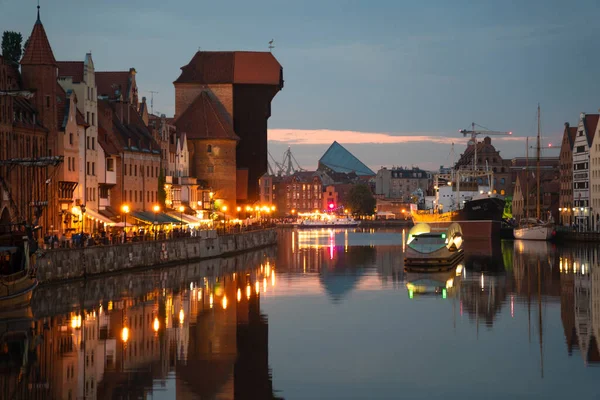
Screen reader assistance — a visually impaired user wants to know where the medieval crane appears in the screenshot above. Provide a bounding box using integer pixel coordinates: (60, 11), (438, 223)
(459, 122), (512, 171)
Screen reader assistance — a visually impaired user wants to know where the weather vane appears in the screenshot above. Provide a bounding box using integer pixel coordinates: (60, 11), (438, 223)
(268, 39), (275, 52)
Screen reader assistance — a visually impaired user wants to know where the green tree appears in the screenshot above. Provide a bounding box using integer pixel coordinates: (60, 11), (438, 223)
(157, 170), (167, 207)
(1, 31), (23, 64)
(346, 184), (376, 216)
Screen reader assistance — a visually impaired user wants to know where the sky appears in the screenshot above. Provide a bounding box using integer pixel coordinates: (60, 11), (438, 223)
(2, 0), (600, 172)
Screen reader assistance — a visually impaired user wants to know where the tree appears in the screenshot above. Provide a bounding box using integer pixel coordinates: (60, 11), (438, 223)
(1, 31), (23, 64)
(157, 170), (167, 207)
(346, 184), (376, 216)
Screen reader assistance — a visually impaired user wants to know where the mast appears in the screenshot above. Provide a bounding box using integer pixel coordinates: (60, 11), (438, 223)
(536, 104), (541, 220)
(525, 137), (529, 220)
(538, 259), (544, 378)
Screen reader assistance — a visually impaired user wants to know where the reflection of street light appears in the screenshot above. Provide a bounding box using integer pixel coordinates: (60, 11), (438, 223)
(237, 288), (241, 302)
(80, 204), (86, 236)
(222, 295), (228, 309)
(121, 205), (130, 241)
(179, 309), (184, 325)
(153, 317), (160, 332)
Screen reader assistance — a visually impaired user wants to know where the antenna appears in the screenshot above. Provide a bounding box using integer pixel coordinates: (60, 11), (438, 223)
(268, 39), (275, 52)
(148, 91), (158, 115)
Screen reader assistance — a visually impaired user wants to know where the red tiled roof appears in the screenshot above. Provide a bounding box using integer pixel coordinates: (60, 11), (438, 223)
(568, 127), (577, 148)
(57, 61), (84, 83)
(174, 90), (239, 141)
(96, 71), (130, 100)
(97, 125), (119, 156)
(584, 114), (599, 146)
(20, 16), (56, 66)
(174, 51), (282, 86)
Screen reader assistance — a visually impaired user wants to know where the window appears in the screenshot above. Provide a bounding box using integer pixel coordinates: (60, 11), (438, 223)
(156, 167), (158, 177)
(87, 136), (90, 149)
(207, 144), (212, 153)
(92, 162), (95, 175)
(124, 162), (127, 175)
(87, 162), (90, 175)
(86, 111), (90, 124)
(129, 164), (132, 175)
(107, 158), (114, 171)
(69, 133), (73, 145)
(129, 190), (132, 202)
(135, 191), (137, 202)
(91, 113), (95, 126)
(577, 146), (585, 153)
(46, 96), (50, 108)
(147, 166), (150, 177)
(208, 165), (214, 173)
(91, 137), (95, 150)
(134, 165), (137, 176)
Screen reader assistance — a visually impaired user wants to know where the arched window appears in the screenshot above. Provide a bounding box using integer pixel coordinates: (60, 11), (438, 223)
(500, 178), (505, 185)
(207, 144), (212, 153)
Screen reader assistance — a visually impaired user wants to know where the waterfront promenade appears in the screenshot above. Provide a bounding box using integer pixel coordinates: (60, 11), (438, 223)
(35, 227), (278, 283)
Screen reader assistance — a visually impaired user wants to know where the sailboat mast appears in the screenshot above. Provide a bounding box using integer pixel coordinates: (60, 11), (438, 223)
(525, 137), (529, 220)
(536, 104), (541, 220)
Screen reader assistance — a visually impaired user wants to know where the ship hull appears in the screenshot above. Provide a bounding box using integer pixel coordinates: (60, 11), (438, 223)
(412, 197), (505, 224)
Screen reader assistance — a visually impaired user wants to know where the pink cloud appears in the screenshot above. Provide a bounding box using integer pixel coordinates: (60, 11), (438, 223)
(268, 128), (533, 146)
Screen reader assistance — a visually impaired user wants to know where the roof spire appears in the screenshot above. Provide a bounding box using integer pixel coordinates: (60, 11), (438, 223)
(36, 1), (41, 24)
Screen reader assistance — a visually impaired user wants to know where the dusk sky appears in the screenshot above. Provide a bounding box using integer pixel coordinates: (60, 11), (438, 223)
(2, 0), (600, 171)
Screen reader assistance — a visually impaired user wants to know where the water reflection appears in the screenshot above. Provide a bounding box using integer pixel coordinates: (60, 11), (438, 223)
(0, 249), (282, 399)
(2, 229), (600, 399)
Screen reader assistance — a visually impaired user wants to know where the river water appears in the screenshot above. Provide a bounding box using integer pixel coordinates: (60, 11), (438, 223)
(0, 228), (598, 399)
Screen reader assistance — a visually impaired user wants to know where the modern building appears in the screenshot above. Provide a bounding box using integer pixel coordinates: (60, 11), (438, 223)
(173, 51), (283, 206)
(273, 171), (323, 214)
(559, 123), (577, 226)
(573, 113), (598, 230)
(318, 141), (375, 177)
(375, 167), (431, 201)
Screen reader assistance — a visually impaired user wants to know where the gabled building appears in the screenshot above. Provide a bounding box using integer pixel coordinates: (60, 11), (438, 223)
(96, 68), (138, 105)
(57, 53), (99, 226)
(559, 122), (577, 226)
(589, 115), (600, 229)
(573, 113), (598, 230)
(512, 170), (559, 223)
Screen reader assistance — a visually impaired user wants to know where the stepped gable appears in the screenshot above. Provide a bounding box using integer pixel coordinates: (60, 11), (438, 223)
(318, 141), (375, 176)
(174, 90), (239, 141)
(20, 8), (57, 66)
(57, 61), (84, 83)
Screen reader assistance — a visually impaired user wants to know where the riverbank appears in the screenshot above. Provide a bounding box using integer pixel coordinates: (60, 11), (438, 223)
(555, 230), (600, 243)
(35, 228), (277, 283)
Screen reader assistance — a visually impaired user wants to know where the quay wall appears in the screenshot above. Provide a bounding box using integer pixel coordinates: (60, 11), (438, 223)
(32, 246), (276, 318)
(555, 230), (600, 243)
(36, 229), (278, 283)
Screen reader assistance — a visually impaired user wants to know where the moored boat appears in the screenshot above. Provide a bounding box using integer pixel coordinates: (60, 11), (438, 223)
(513, 219), (554, 241)
(0, 230), (38, 309)
(404, 222), (464, 271)
(295, 213), (360, 228)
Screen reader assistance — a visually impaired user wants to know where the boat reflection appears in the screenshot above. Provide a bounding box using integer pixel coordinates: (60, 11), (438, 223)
(0, 249), (284, 399)
(405, 264), (463, 299)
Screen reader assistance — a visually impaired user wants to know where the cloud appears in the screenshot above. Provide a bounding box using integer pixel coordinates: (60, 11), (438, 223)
(268, 128), (531, 146)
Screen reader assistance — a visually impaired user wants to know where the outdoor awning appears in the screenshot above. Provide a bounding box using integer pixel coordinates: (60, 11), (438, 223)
(167, 212), (203, 225)
(130, 211), (180, 224)
(84, 208), (116, 226)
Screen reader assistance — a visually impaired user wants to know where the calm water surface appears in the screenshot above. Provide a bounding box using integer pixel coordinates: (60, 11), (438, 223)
(0, 228), (598, 399)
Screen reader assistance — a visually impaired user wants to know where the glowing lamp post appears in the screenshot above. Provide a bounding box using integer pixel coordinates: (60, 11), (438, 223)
(153, 204), (160, 240)
(178, 205), (185, 232)
(121, 205), (130, 241)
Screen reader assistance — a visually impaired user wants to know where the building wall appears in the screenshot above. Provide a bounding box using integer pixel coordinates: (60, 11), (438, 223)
(188, 138), (237, 208)
(573, 113), (591, 228)
(118, 152), (161, 212)
(590, 123), (600, 227)
(175, 83), (233, 119)
(282, 176), (322, 213)
(560, 125), (574, 226)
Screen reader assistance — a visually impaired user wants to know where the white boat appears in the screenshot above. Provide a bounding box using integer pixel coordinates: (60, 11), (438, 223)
(514, 219), (554, 241)
(513, 105), (554, 241)
(296, 214), (360, 228)
(404, 222), (464, 271)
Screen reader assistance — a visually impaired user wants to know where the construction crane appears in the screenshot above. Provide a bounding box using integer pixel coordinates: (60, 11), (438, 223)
(459, 122), (512, 171)
(267, 147), (304, 177)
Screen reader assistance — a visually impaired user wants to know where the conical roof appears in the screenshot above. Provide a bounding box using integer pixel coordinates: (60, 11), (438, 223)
(20, 7), (57, 66)
(318, 141), (375, 176)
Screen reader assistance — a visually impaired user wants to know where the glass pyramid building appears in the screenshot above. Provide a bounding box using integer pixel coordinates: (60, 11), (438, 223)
(318, 141), (375, 176)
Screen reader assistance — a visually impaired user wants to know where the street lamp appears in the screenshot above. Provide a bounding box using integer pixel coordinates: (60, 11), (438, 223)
(121, 205), (130, 241)
(153, 204), (160, 240)
(80, 204), (86, 237)
(178, 205), (185, 232)
(237, 206), (241, 219)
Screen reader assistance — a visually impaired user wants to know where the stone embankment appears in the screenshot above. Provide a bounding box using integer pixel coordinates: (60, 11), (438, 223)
(36, 229), (277, 283)
(32, 246), (276, 318)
